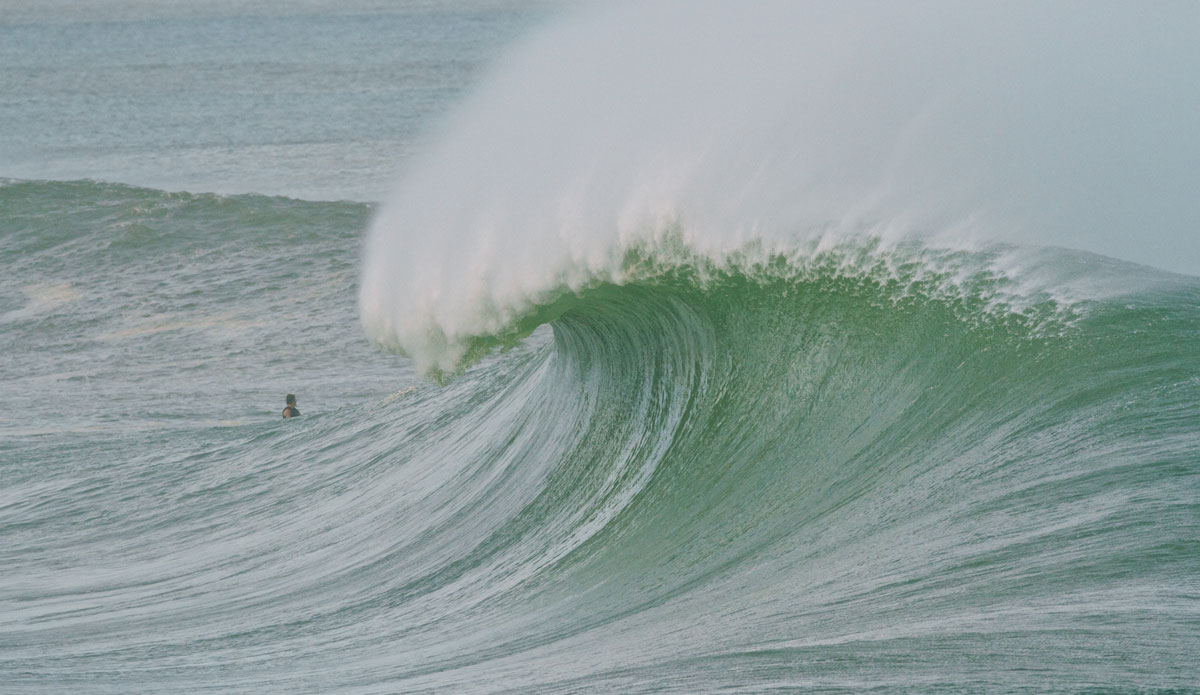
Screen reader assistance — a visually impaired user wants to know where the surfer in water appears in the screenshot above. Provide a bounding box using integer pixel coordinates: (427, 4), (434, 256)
(282, 394), (301, 419)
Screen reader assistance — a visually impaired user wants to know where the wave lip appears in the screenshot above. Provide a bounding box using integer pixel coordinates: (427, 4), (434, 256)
(362, 223), (1157, 378)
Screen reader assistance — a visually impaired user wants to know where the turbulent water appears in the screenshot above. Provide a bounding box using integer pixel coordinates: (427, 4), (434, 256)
(3, 2), (1200, 693)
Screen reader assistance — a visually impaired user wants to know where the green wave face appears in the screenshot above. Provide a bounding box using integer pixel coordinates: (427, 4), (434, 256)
(397, 257), (1199, 690)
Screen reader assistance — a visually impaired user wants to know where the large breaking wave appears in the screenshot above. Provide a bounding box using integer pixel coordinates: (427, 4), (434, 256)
(5, 1), (1200, 692)
(3, 180), (1198, 693)
(343, 2), (1200, 688)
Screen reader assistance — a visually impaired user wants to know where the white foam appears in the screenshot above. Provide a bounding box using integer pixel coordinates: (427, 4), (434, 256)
(361, 0), (1200, 373)
(1, 283), (82, 323)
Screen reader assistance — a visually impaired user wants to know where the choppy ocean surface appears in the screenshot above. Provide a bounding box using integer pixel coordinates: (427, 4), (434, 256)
(3, 2), (1199, 693)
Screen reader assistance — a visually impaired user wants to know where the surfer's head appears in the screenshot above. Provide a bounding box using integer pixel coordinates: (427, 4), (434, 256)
(286, 394), (296, 406)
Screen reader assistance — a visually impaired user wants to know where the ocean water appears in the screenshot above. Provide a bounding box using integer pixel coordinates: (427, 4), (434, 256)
(3, 2), (1199, 693)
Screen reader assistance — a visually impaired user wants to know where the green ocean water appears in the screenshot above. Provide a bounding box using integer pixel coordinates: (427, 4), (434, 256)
(3, 1), (1200, 693)
(3, 180), (1198, 693)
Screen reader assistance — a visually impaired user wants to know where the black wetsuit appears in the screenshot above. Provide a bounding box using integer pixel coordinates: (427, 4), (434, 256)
(283, 406), (300, 418)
